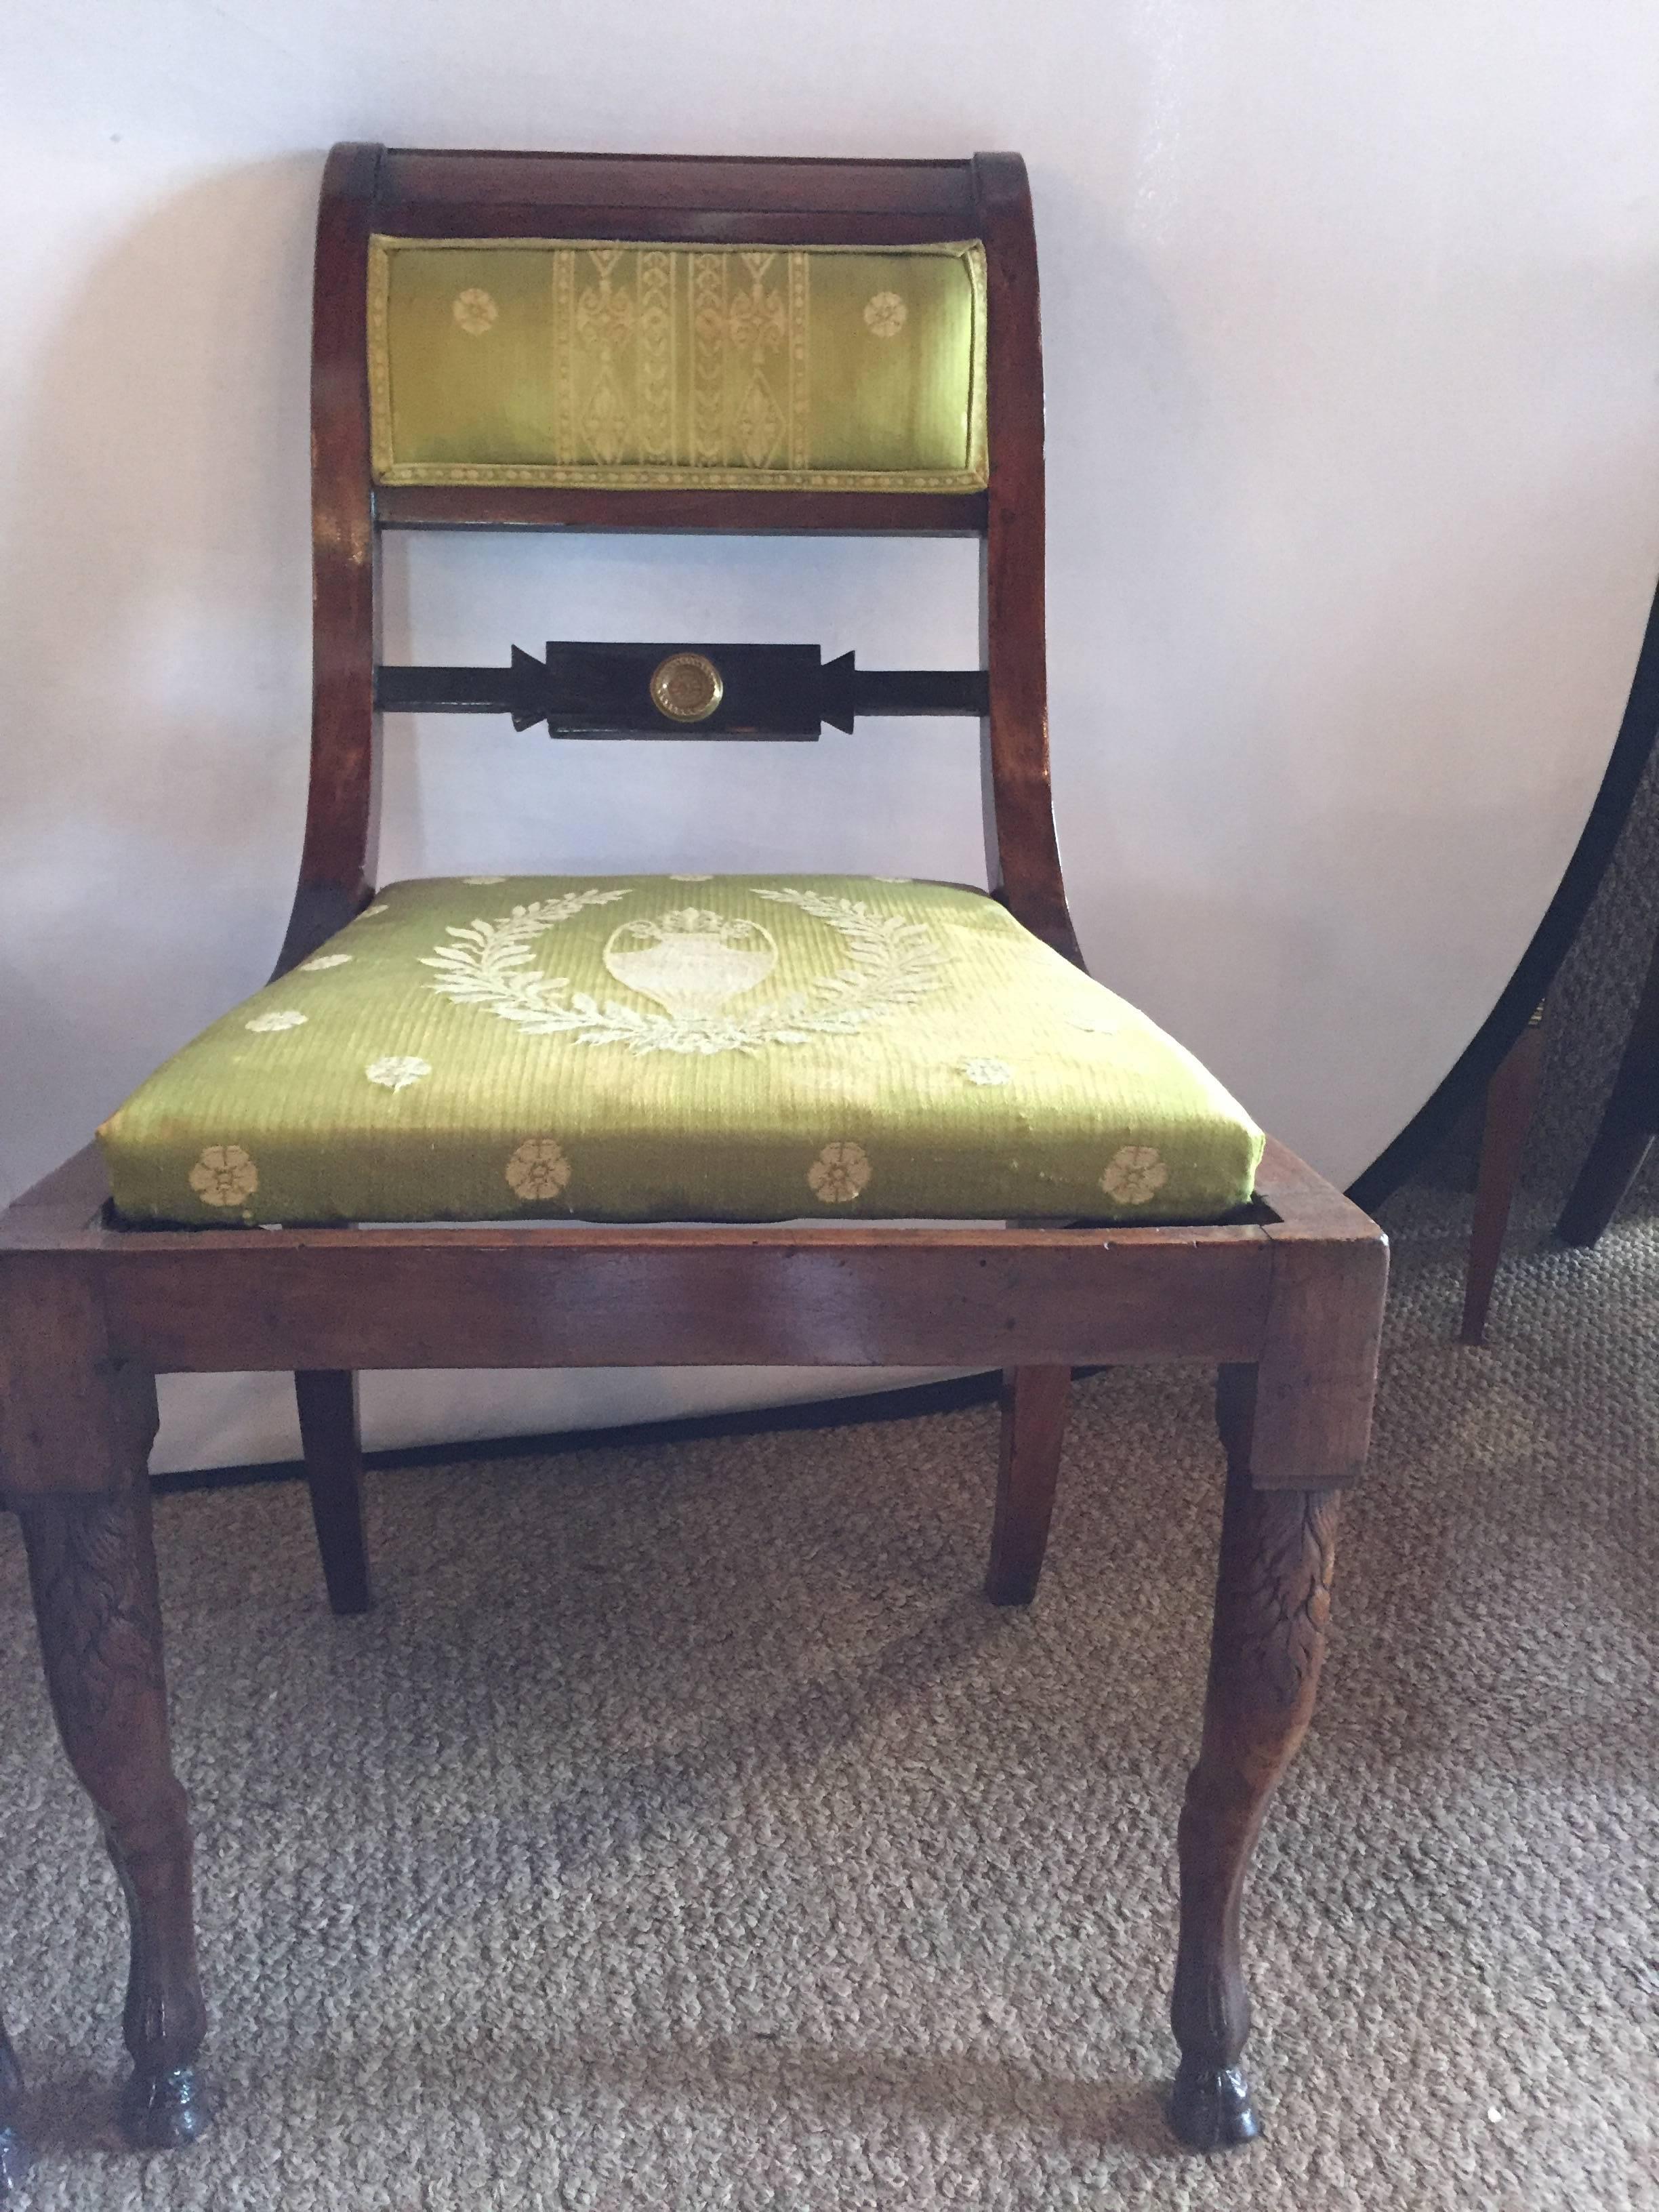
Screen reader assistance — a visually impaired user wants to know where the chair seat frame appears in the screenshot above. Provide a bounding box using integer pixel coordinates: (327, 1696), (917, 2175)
(0, 142), (1387, 2180)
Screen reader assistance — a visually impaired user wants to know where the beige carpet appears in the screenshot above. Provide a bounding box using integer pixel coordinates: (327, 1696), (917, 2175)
(1, 1189), (1655, 2209)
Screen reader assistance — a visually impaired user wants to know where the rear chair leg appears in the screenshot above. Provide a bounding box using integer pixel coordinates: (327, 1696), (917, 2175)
(1168, 1366), (1340, 2150)
(985, 1364), (1070, 1605)
(16, 1484), (207, 2149)
(1557, 913), (1659, 1246)
(293, 1370), (373, 1614)
(1460, 1006), (1547, 1344)
(0, 2010), (28, 2200)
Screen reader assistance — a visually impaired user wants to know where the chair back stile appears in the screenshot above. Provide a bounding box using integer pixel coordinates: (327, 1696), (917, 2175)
(276, 142), (1082, 976)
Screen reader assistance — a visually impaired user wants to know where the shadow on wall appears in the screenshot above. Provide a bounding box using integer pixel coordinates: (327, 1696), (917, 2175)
(0, 155), (320, 1199)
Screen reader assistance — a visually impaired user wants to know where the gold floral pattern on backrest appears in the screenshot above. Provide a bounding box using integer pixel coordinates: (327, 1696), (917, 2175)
(452, 287), (497, 335)
(573, 247), (634, 464)
(637, 249), (674, 463)
(367, 238), (987, 492)
(728, 252), (792, 468)
(565, 245), (799, 476)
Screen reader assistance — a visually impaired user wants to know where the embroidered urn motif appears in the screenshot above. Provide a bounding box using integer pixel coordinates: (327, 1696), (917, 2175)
(602, 909), (778, 1021)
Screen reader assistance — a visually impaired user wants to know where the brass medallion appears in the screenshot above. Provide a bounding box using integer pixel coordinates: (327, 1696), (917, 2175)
(649, 652), (724, 724)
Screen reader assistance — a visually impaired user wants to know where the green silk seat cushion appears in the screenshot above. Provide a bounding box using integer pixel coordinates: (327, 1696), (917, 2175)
(368, 238), (988, 491)
(97, 877), (1263, 1228)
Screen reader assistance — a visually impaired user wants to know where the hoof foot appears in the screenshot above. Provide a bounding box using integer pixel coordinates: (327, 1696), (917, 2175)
(1168, 2061), (1261, 2150)
(120, 2066), (207, 2150)
(0, 2126), (30, 2199)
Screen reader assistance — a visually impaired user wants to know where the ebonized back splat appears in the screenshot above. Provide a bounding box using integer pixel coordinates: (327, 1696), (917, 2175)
(374, 644), (989, 738)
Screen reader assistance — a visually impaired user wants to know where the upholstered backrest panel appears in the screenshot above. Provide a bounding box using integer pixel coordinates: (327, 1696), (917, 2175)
(367, 237), (988, 491)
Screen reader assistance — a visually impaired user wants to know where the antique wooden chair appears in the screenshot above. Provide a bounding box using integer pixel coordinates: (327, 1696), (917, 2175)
(0, 144), (1387, 2178)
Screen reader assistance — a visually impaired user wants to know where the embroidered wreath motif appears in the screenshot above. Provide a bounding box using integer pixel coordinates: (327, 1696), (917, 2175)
(422, 886), (943, 1057)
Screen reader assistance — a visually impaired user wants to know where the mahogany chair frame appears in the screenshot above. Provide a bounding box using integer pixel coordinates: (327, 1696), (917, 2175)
(0, 144), (1387, 2177)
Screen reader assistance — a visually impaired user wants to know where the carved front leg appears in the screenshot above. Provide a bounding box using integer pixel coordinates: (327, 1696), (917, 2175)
(0, 2008), (28, 2200)
(1168, 1428), (1340, 2150)
(17, 1490), (207, 2149)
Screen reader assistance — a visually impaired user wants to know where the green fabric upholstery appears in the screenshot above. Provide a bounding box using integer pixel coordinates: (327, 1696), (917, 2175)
(98, 877), (1263, 1227)
(368, 239), (988, 491)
